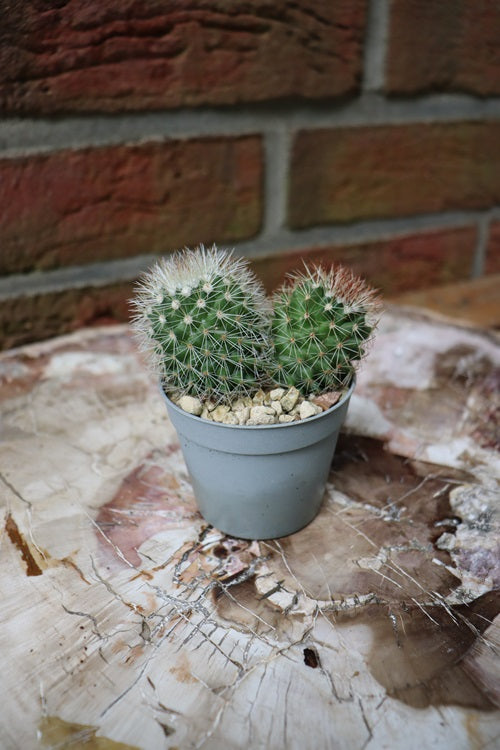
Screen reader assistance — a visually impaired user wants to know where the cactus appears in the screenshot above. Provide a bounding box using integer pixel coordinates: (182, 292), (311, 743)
(131, 245), (272, 402)
(269, 265), (381, 394)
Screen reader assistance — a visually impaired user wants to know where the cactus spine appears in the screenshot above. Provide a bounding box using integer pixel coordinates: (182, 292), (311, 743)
(269, 265), (380, 394)
(132, 246), (271, 401)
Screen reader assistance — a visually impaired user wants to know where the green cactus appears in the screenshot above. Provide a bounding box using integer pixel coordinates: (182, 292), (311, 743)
(269, 265), (381, 394)
(131, 245), (272, 402)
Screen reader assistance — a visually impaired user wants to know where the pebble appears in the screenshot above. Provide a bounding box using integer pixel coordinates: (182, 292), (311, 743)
(278, 414), (296, 424)
(235, 406), (250, 424)
(221, 412), (239, 425)
(250, 406), (278, 425)
(231, 397), (252, 411)
(212, 405), (230, 422)
(252, 389), (266, 405)
(299, 400), (322, 420)
(312, 391), (342, 410)
(281, 386), (300, 413)
(270, 400), (283, 415)
(177, 395), (203, 415)
(269, 387), (285, 400)
(247, 418), (274, 426)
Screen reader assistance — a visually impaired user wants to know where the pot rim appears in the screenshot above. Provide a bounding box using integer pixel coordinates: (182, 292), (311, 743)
(161, 375), (356, 431)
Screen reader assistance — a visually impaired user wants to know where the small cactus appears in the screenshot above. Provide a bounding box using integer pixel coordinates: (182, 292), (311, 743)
(269, 265), (381, 394)
(131, 245), (272, 402)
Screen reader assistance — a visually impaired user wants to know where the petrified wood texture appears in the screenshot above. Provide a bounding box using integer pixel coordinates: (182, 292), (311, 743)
(0, 308), (498, 749)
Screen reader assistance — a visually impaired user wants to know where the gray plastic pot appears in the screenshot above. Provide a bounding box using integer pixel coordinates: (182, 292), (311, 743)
(161, 380), (354, 540)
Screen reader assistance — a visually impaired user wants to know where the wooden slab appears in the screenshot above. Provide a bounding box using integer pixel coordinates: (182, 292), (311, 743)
(390, 274), (500, 329)
(0, 310), (499, 749)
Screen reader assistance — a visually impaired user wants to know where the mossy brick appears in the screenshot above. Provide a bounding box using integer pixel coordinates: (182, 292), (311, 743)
(0, 136), (262, 275)
(288, 122), (500, 228)
(386, 0), (500, 97)
(0, 0), (367, 114)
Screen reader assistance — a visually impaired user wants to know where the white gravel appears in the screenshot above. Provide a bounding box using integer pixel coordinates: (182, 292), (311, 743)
(177, 395), (203, 415)
(171, 385), (344, 425)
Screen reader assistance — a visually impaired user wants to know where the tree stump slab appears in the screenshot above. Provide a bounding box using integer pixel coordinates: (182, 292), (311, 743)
(1, 308), (498, 749)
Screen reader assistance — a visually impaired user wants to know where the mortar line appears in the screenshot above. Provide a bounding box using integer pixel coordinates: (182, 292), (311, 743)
(261, 126), (291, 237)
(0, 209), (494, 301)
(237, 209), (497, 263)
(471, 212), (492, 278)
(1, 94), (500, 156)
(362, 0), (390, 93)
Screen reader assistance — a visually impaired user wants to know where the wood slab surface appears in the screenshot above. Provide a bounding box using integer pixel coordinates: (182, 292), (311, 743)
(1, 307), (499, 749)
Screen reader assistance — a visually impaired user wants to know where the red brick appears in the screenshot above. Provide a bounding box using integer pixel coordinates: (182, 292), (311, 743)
(289, 122), (500, 228)
(0, 1), (367, 114)
(486, 222), (500, 274)
(0, 282), (134, 351)
(386, 0), (500, 97)
(252, 227), (477, 294)
(0, 136), (262, 275)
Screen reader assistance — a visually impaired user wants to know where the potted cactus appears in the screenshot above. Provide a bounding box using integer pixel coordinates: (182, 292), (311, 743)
(132, 245), (380, 539)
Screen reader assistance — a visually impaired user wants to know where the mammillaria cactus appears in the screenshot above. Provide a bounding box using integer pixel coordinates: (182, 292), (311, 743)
(132, 245), (271, 401)
(131, 250), (381, 538)
(269, 265), (381, 395)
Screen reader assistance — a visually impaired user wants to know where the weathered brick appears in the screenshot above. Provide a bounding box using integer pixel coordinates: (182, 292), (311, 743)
(0, 136), (262, 275)
(0, 282), (134, 350)
(252, 227), (477, 294)
(289, 122), (500, 228)
(486, 222), (500, 274)
(386, 0), (500, 97)
(0, 0), (367, 114)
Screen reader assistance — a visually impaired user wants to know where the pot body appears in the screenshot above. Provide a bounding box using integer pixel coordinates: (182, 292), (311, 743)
(162, 381), (354, 539)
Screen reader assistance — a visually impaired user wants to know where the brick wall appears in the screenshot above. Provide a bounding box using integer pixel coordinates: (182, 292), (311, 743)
(1, 0), (499, 348)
